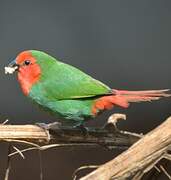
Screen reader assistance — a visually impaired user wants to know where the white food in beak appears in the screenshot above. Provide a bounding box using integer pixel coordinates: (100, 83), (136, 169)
(4, 66), (18, 74)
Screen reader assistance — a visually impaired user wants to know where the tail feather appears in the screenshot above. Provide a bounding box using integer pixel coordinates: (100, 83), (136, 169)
(113, 89), (171, 104)
(92, 89), (170, 115)
(113, 89), (170, 96)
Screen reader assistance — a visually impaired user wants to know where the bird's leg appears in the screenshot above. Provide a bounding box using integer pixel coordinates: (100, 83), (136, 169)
(35, 122), (62, 130)
(36, 121), (89, 136)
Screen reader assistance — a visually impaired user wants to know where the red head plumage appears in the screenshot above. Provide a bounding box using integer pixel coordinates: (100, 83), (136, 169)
(15, 51), (41, 96)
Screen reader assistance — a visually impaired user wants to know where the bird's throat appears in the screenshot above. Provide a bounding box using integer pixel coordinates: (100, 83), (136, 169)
(17, 64), (41, 96)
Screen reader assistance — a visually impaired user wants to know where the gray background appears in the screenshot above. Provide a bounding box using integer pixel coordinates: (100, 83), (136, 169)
(0, 0), (171, 179)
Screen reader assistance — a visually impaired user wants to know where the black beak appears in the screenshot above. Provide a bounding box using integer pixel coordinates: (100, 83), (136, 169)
(8, 59), (18, 68)
(5, 59), (19, 74)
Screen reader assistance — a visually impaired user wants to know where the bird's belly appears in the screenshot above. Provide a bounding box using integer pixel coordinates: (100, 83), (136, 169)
(46, 99), (93, 120)
(29, 94), (94, 124)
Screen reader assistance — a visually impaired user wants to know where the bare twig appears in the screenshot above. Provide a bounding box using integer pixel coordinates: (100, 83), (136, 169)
(12, 146), (25, 159)
(2, 119), (9, 125)
(4, 144), (12, 180)
(159, 165), (171, 179)
(38, 150), (43, 180)
(72, 165), (99, 180)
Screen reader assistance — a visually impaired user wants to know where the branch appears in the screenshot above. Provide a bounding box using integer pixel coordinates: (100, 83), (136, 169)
(0, 125), (48, 142)
(0, 114), (140, 150)
(81, 116), (171, 180)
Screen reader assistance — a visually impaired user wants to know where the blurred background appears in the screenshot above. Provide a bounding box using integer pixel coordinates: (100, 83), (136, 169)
(0, 0), (171, 179)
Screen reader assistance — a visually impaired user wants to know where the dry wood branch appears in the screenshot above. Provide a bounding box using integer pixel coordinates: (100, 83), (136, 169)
(2, 114), (171, 180)
(81, 116), (171, 180)
(0, 114), (141, 180)
(0, 114), (141, 150)
(0, 124), (140, 149)
(0, 125), (48, 142)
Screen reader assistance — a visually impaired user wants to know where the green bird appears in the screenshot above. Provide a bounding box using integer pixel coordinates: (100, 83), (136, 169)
(5, 50), (170, 126)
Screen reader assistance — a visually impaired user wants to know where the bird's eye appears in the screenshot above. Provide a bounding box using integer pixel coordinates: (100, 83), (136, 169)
(24, 60), (31, 66)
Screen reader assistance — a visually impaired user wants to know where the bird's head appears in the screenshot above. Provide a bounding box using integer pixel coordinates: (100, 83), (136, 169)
(5, 50), (43, 95)
(5, 50), (58, 95)
(5, 50), (40, 74)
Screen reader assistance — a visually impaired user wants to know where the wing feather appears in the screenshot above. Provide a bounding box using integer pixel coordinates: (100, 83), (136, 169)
(38, 61), (111, 100)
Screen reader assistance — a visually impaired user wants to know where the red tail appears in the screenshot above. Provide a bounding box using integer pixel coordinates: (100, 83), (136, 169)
(92, 89), (170, 115)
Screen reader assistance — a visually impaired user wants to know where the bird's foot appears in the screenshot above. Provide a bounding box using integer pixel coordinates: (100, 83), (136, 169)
(74, 124), (89, 136)
(35, 122), (61, 130)
(35, 122), (61, 141)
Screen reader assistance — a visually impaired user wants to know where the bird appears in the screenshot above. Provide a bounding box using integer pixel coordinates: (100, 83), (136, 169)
(5, 50), (170, 127)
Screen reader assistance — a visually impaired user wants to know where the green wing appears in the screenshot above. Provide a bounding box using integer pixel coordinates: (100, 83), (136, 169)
(35, 54), (111, 100)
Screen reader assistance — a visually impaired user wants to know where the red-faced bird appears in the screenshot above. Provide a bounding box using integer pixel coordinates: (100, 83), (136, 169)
(5, 50), (170, 126)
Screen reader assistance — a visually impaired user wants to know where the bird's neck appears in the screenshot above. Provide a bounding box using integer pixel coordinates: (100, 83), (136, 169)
(17, 64), (41, 96)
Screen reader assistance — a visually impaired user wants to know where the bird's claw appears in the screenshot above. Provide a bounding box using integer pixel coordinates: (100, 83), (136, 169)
(74, 124), (89, 136)
(35, 122), (61, 130)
